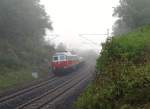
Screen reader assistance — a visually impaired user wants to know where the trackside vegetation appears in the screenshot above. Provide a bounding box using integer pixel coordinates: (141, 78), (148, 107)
(75, 26), (150, 109)
(0, 0), (54, 91)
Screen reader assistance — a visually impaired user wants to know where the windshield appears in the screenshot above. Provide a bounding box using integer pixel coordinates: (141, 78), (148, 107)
(53, 56), (58, 61)
(59, 55), (66, 61)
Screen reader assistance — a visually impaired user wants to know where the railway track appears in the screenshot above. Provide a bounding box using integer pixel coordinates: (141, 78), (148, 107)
(0, 76), (55, 102)
(41, 72), (92, 109)
(0, 76), (59, 109)
(0, 64), (92, 109)
(18, 68), (91, 109)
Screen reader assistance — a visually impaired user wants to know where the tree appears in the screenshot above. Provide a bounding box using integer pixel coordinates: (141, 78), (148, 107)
(113, 0), (150, 35)
(56, 43), (67, 52)
(0, 0), (54, 72)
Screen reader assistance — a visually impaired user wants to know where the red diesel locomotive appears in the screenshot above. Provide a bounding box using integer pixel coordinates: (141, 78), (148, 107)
(51, 51), (83, 75)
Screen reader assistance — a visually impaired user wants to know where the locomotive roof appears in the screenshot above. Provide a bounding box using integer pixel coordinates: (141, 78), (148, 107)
(54, 52), (77, 56)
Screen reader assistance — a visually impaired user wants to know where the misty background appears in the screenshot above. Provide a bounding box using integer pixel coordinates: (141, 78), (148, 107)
(40, 0), (119, 52)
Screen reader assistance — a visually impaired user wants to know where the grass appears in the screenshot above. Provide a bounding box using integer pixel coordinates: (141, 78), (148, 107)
(0, 61), (50, 92)
(0, 69), (35, 93)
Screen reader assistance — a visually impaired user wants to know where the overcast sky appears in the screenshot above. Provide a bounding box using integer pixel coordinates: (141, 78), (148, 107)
(40, 0), (119, 52)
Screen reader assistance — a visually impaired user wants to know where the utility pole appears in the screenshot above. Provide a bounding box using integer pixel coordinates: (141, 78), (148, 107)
(106, 29), (112, 41)
(107, 29), (110, 38)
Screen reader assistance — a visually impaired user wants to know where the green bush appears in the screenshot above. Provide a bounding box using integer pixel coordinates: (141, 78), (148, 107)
(75, 26), (150, 109)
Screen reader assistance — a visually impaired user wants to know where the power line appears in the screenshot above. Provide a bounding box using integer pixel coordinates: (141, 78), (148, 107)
(78, 30), (110, 52)
(79, 29), (110, 44)
(79, 34), (107, 36)
(78, 35), (100, 46)
(79, 29), (110, 38)
(78, 34), (101, 53)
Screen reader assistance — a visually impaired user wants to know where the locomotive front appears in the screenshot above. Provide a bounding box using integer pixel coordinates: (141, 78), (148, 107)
(51, 52), (82, 75)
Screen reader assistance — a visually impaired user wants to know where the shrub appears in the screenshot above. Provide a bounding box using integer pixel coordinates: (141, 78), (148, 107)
(75, 26), (150, 109)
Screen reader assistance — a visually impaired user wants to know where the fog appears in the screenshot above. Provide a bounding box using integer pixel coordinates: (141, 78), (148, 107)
(40, 0), (119, 52)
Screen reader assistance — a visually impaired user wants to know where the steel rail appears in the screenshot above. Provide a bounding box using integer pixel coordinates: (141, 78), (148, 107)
(18, 68), (91, 109)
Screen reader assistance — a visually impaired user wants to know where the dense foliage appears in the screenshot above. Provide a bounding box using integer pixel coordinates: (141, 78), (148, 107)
(0, 0), (54, 73)
(75, 26), (150, 109)
(0, 0), (54, 89)
(113, 0), (150, 35)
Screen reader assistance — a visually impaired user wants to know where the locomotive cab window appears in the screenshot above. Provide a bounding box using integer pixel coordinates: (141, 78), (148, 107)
(53, 56), (58, 61)
(59, 55), (66, 61)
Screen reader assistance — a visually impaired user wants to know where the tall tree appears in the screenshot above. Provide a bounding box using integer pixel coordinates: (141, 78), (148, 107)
(113, 0), (150, 35)
(0, 0), (53, 70)
(56, 43), (67, 52)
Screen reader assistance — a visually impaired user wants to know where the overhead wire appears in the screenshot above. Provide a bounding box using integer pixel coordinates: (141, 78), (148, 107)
(78, 34), (100, 46)
(78, 33), (109, 52)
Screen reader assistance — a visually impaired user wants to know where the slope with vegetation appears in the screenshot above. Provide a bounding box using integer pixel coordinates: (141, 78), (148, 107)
(75, 26), (150, 109)
(0, 0), (54, 91)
